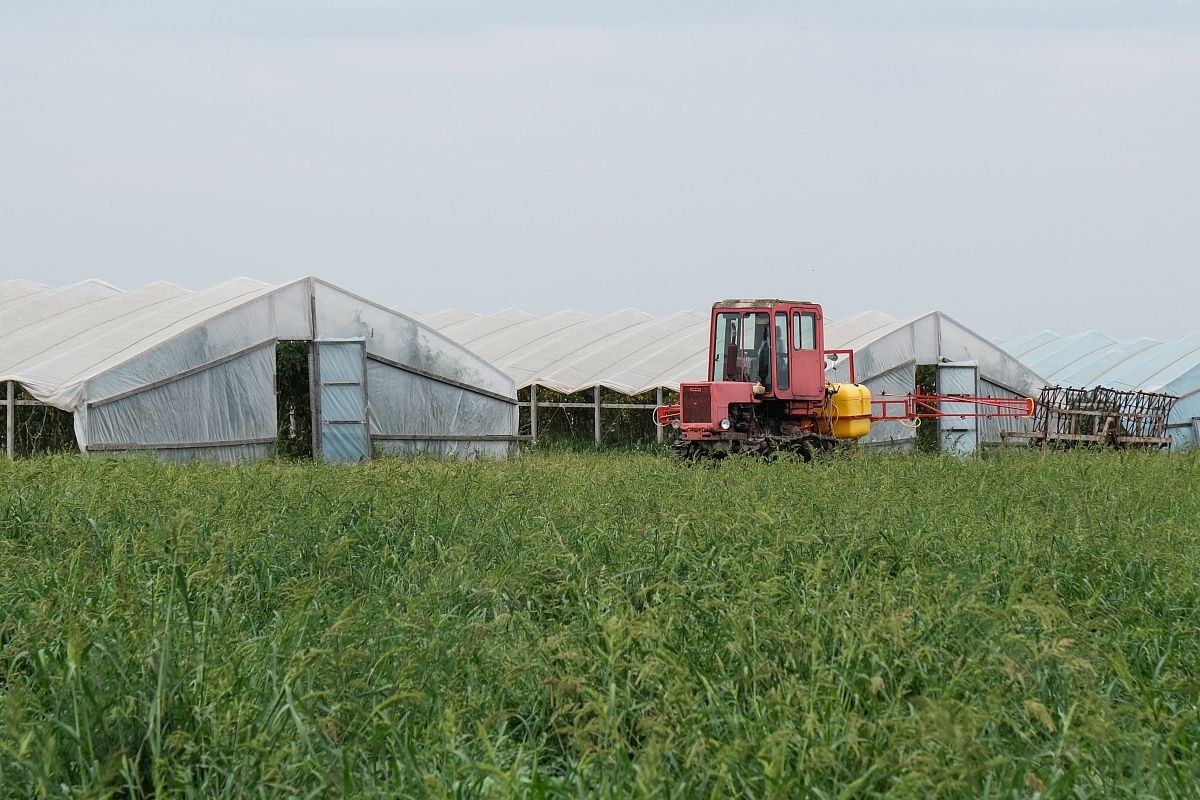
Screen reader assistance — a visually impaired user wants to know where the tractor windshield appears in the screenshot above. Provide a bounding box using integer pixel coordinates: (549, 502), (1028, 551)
(713, 312), (772, 386)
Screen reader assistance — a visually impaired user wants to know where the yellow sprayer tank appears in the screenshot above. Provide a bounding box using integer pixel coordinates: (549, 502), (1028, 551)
(825, 383), (872, 440)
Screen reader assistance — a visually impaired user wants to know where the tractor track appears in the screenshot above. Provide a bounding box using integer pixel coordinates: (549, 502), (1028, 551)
(674, 432), (840, 461)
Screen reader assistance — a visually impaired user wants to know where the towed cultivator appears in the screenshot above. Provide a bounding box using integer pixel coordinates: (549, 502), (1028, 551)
(653, 299), (1034, 459)
(1002, 386), (1177, 451)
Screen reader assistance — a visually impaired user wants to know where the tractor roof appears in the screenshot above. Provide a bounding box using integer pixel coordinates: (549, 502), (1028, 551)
(712, 299), (816, 309)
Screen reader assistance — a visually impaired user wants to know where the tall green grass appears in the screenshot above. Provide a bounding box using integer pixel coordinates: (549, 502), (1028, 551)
(1, 451), (1198, 798)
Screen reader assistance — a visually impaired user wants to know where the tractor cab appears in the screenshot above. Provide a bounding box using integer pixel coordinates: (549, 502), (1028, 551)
(708, 299), (826, 401)
(670, 299), (840, 451)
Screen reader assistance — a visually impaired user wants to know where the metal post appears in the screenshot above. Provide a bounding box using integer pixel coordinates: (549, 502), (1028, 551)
(530, 383), (539, 445)
(6, 380), (14, 460)
(655, 387), (664, 444)
(594, 386), (602, 448)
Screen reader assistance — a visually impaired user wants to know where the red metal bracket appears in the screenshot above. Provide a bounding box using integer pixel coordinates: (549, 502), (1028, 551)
(655, 404), (681, 426)
(823, 349), (856, 383)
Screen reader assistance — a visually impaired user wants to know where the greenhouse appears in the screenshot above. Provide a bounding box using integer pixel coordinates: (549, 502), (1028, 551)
(0, 278), (517, 462)
(404, 306), (1044, 451)
(997, 330), (1200, 449)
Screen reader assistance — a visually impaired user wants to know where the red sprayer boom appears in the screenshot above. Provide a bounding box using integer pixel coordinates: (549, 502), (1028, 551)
(871, 394), (1035, 421)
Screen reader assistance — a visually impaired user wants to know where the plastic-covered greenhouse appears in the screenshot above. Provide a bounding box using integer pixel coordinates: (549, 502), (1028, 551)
(0, 278), (517, 462)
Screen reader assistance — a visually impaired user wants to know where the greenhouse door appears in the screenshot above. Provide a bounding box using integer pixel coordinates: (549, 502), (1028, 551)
(936, 362), (979, 457)
(314, 338), (370, 463)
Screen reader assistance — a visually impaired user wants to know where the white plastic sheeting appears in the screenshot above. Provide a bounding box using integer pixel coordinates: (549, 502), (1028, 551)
(0, 280), (124, 338)
(1, 278), (278, 409)
(997, 330), (1200, 449)
(402, 307), (711, 396)
(409, 306), (1044, 448)
(87, 347), (279, 458)
(1, 278), (517, 461)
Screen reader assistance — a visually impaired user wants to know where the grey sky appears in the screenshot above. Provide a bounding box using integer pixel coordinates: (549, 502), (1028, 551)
(3, 1), (1197, 340)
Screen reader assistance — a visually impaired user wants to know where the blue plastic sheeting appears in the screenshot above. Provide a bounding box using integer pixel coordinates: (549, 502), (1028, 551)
(1053, 339), (1159, 388)
(1000, 331), (1200, 393)
(995, 330), (1059, 358)
(317, 341), (365, 385)
(1023, 332), (1117, 379)
(321, 423), (368, 463)
(1102, 333), (1200, 391)
(321, 384), (365, 423)
(1166, 387), (1200, 449)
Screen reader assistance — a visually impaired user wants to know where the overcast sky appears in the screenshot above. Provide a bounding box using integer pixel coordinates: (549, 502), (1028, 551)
(3, 1), (1197, 340)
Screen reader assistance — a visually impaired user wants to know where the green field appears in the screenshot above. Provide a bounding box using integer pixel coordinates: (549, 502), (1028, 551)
(1, 451), (1199, 798)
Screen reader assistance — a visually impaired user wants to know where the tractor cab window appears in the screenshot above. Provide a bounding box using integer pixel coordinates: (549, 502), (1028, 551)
(714, 312), (741, 381)
(774, 312), (789, 390)
(749, 313), (771, 388)
(793, 312), (817, 350)
(713, 311), (772, 386)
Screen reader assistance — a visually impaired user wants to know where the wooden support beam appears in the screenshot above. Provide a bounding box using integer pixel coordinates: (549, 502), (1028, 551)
(530, 383), (539, 445)
(656, 387), (664, 444)
(367, 352), (517, 405)
(310, 341), (322, 460)
(516, 401), (660, 410)
(370, 434), (533, 442)
(5, 381), (13, 461)
(88, 436), (277, 452)
(1002, 430), (1173, 446)
(594, 386), (602, 448)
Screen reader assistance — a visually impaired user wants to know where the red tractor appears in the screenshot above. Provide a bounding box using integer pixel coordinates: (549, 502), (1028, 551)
(655, 298), (1032, 459)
